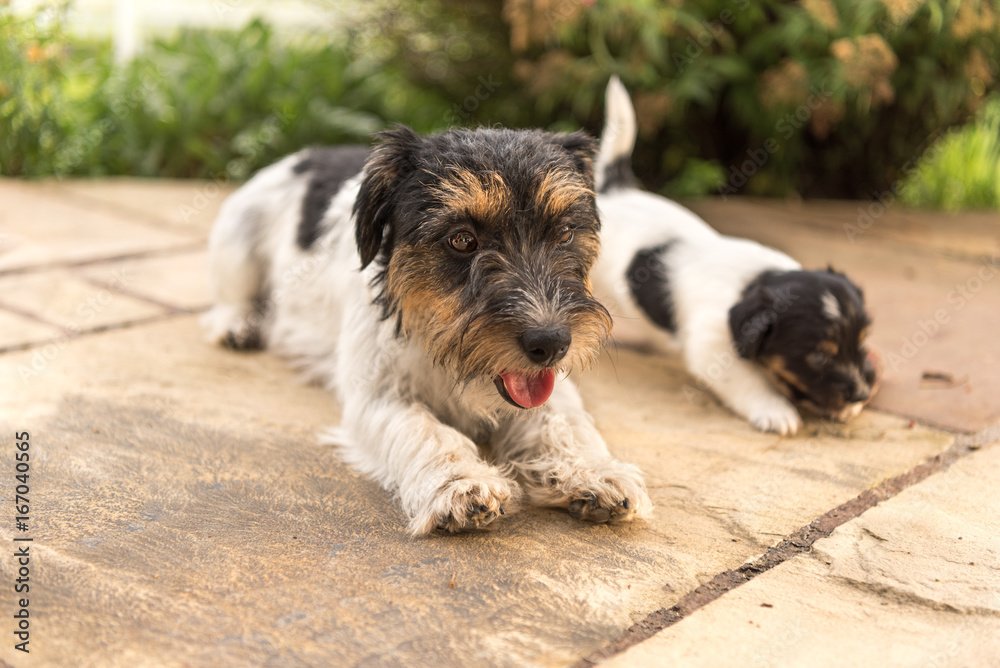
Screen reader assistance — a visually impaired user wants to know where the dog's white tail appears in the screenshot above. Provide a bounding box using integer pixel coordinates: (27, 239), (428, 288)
(595, 75), (638, 192)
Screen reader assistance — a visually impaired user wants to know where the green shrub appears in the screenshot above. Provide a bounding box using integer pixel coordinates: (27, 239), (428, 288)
(501, 0), (1000, 199)
(0, 8), (453, 178)
(3, 0), (998, 205)
(900, 96), (1000, 210)
(0, 5), (87, 176)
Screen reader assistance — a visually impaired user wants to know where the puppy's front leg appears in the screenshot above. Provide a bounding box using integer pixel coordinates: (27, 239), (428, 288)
(333, 397), (518, 536)
(684, 330), (802, 435)
(492, 383), (652, 523)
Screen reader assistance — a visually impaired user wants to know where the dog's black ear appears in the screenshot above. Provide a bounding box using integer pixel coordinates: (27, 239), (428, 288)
(550, 130), (598, 181)
(728, 278), (775, 360)
(353, 125), (421, 269)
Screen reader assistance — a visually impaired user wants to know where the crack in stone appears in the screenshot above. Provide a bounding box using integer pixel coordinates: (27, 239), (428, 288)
(861, 526), (889, 542)
(0, 311), (204, 355)
(0, 243), (204, 278)
(573, 428), (999, 666)
(826, 575), (1000, 618)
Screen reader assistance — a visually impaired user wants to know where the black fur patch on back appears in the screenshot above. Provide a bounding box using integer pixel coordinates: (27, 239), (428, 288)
(599, 156), (638, 193)
(626, 242), (677, 332)
(294, 145), (371, 250)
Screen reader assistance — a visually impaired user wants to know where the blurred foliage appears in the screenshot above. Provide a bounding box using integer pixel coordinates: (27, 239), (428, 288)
(900, 95), (1000, 210)
(332, 0), (520, 129)
(501, 0), (1000, 200)
(2, 0), (999, 207)
(0, 8), (448, 178)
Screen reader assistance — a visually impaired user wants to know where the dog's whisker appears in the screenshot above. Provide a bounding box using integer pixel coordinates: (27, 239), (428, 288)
(600, 339), (621, 384)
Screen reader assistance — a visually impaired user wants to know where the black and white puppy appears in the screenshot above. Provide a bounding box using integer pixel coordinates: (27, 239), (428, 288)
(204, 127), (651, 535)
(593, 78), (876, 435)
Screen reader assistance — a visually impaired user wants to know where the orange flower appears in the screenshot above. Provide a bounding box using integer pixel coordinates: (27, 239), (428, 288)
(802, 0), (840, 31)
(831, 34), (898, 106)
(759, 58), (809, 108)
(26, 43), (47, 63)
(504, 0), (585, 53)
(879, 0), (921, 25)
(810, 100), (845, 139)
(965, 48), (995, 85)
(950, 2), (995, 39)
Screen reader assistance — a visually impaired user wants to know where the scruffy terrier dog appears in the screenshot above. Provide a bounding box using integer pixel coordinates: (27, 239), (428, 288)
(204, 126), (651, 534)
(593, 78), (876, 435)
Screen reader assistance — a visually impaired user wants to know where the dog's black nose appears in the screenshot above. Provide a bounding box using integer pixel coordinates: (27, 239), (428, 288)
(521, 325), (571, 366)
(848, 384), (871, 403)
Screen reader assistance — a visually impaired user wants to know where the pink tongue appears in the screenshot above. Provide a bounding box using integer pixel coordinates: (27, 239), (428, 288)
(501, 369), (556, 408)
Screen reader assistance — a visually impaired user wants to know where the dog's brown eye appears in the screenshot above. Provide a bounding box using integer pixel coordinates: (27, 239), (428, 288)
(449, 231), (478, 253)
(807, 351), (831, 369)
(557, 225), (574, 244)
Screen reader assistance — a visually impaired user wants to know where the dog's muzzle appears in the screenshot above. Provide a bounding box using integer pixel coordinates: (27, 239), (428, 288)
(493, 325), (572, 409)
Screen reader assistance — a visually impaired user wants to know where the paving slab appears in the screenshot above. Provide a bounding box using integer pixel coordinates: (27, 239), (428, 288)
(0, 315), (951, 667)
(0, 182), (992, 666)
(687, 198), (1000, 433)
(0, 180), (200, 273)
(603, 441), (1000, 668)
(578, 349), (953, 545)
(78, 250), (211, 312)
(0, 269), (166, 332)
(0, 309), (64, 351)
(693, 197), (1000, 261)
(53, 178), (235, 234)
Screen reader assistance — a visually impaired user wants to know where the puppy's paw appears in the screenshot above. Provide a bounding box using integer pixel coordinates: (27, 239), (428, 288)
(530, 461), (652, 523)
(834, 401), (866, 422)
(201, 305), (263, 350)
(748, 396), (802, 435)
(411, 473), (518, 536)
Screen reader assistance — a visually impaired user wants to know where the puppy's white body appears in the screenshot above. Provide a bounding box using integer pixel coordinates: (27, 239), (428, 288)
(594, 188), (804, 434)
(205, 141), (651, 535)
(594, 77), (877, 434)
(592, 77), (820, 434)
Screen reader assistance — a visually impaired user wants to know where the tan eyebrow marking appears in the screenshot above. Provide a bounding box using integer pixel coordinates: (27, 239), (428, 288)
(533, 168), (593, 219)
(431, 169), (512, 222)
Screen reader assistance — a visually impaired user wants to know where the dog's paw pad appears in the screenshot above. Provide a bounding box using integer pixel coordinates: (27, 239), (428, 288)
(749, 397), (802, 435)
(566, 492), (632, 523)
(202, 306), (263, 350)
(222, 328), (262, 351)
(438, 501), (504, 532)
(567, 490), (636, 523)
(540, 464), (651, 524)
(425, 477), (515, 535)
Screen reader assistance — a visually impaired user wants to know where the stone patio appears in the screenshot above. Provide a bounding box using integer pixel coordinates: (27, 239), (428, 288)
(0, 178), (997, 667)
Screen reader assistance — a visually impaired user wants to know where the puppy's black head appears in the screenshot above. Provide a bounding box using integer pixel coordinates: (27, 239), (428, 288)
(352, 125), (611, 410)
(729, 268), (875, 420)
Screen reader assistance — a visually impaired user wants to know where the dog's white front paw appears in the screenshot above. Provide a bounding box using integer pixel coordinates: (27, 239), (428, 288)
(748, 396), (802, 435)
(410, 472), (518, 536)
(528, 460), (652, 523)
(201, 305), (263, 350)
